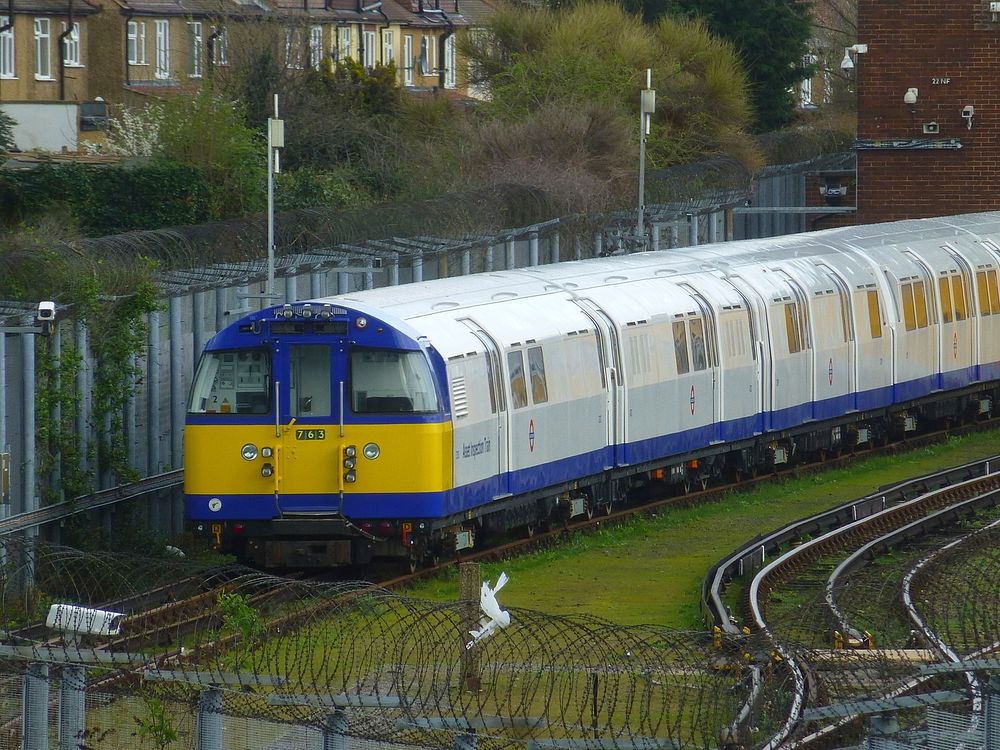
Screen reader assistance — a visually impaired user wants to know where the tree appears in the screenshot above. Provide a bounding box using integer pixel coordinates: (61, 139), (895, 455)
(460, 0), (761, 209)
(0, 108), (15, 152)
(659, 0), (813, 132)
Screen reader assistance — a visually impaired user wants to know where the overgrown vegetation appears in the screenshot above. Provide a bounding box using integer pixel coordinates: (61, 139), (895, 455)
(0, 108), (15, 152)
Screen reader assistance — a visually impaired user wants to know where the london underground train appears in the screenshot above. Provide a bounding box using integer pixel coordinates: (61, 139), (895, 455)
(184, 212), (1000, 568)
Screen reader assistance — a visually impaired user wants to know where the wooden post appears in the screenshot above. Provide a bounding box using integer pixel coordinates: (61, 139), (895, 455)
(459, 562), (481, 692)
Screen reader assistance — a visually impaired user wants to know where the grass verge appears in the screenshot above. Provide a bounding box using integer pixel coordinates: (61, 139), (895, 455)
(407, 430), (1000, 630)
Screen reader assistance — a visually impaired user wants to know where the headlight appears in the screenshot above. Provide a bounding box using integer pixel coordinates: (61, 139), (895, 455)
(261, 463), (273, 477)
(343, 457), (356, 470)
(344, 445), (357, 458)
(344, 471), (357, 483)
(241, 443), (258, 461)
(363, 442), (380, 460)
(261, 446), (273, 458)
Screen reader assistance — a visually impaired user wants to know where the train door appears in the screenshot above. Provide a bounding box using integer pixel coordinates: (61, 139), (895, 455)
(726, 275), (770, 433)
(274, 342), (342, 514)
(461, 321), (510, 498)
(681, 285), (721, 442)
(940, 246), (976, 387)
(904, 251), (942, 389)
(577, 300), (626, 468)
(818, 264), (857, 413)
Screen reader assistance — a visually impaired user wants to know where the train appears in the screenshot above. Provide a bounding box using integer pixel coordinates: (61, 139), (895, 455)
(184, 211), (1000, 568)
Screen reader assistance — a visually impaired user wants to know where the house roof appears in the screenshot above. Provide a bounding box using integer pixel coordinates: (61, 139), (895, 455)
(379, 0), (468, 29)
(452, 0), (494, 27)
(8, 0), (101, 15)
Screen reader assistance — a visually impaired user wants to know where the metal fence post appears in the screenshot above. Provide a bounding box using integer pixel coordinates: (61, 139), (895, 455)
(550, 233), (560, 263)
(651, 223), (660, 252)
(413, 252), (424, 283)
(593, 232), (603, 257)
(461, 249), (471, 276)
(505, 240), (515, 270)
(22, 662), (49, 750)
(58, 665), (86, 750)
(310, 272), (324, 299)
(688, 213), (699, 246)
(285, 273), (297, 304)
(21, 325), (35, 517)
(146, 310), (161, 475)
(529, 233), (539, 266)
(323, 709), (348, 750)
(74, 319), (89, 479)
(197, 686), (224, 750)
(987, 676), (1000, 750)
(337, 270), (349, 295)
(169, 296), (183, 470)
(485, 244), (494, 272)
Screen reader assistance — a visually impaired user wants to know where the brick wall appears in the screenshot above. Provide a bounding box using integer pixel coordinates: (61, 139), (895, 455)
(856, 0), (1000, 223)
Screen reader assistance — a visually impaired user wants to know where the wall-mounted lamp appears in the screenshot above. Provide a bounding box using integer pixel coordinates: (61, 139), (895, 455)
(904, 88), (919, 111)
(840, 43), (869, 71)
(962, 105), (975, 130)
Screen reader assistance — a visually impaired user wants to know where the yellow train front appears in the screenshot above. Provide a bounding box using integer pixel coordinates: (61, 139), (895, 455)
(184, 301), (453, 568)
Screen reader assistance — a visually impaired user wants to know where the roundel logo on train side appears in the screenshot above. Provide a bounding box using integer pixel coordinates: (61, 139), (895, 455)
(828, 358), (834, 387)
(529, 419), (535, 452)
(689, 385), (696, 415)
(953, 331), (959, 359)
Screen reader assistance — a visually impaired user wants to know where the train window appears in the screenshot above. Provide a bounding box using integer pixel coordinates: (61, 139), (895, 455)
(672, 322), (690, 375)
(507, 351), (528, 409)
(689, 318), (708, 371)
(527, 346), (548, 404)
(938, 278), (953, 324)
(188, 349), (271, 415)
(290, 345), (331, 417)
(952, 275), (968, 321)
(976, 271), (990, 315)
(913, 281), (929, 328)
(866, 290), (882, 339)
(901, 283), (917, 331)
(990, 270), (1000, 314)
(783, 303), (802, 354)
(349, 348), (440, 414)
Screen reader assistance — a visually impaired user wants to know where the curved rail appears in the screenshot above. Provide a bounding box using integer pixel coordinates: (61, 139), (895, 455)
(702, 454), (999, 635)
(749, 471), (1000, 749)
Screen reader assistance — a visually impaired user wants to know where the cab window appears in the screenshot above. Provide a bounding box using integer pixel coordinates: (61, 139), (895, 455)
(350, 348), (440, 414)
(290, 345), (331, 417)
(507, 350), (528, 409)
(188, 349), (271, 415)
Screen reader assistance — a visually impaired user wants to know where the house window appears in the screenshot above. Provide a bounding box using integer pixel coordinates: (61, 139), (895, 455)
(127, 21), (147, 65)
(337, 26), (351, 61)
(62, 22), (81, 66)
(187, 21), (202, 77)
(35, 18), (52, 79)
(403, 34), (412, 85)
(419, 36), (429, 75)
(211, 26), (227, 66)
(285, 28), (303, 69)
(382, 29), (393, 66)
(155, 19), (169, 79)
(310, 25), (323, 70)
(363, 30), (375, 68)
(443, 33), (455, 88)
(0, 17), (14, 78)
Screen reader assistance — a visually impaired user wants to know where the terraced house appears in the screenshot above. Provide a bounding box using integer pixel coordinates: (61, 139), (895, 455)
(1, 0), (489, 152)
(0, 0), (104, 150)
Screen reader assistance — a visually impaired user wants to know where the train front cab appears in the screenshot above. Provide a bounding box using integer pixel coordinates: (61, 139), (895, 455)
(184, 304), (452, 568)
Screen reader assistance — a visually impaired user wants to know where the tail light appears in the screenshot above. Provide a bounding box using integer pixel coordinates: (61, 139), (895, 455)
(231, 523), (245, 535)
(376, 521), (392, 536)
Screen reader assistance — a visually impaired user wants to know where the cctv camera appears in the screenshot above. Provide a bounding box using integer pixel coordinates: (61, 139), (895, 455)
(962, 105), (975, 117)
(46, 604), (125, 637)
(37, 301), (55, 321)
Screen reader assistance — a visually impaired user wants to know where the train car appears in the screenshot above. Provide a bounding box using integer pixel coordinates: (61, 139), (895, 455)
(184, 212), (1000, 568)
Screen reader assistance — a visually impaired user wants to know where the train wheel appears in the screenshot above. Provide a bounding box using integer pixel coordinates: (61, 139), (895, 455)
(525, 524), (536, 538)
(585, 503), (595, 521)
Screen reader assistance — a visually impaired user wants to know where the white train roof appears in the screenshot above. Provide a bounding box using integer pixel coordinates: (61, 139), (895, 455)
(322, 212), (1000, 359)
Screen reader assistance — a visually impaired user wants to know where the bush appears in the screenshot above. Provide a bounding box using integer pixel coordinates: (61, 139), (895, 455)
(0, 161), (211, 235)
(0, 108), (15, 152)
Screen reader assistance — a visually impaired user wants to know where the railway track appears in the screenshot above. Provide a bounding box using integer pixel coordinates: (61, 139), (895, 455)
(733, 464), (1000, 749)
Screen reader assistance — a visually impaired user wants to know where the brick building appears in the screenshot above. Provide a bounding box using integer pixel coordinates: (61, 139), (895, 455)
(855, 0), (1000, 223)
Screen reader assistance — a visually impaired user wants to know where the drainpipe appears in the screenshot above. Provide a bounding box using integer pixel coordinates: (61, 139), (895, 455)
(376, 4), (389, 65)
(207, 24), (221, 77)
(57, 0), (74, 100)
(436, 7), (453, 89)
(124, 12), (133, 85)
